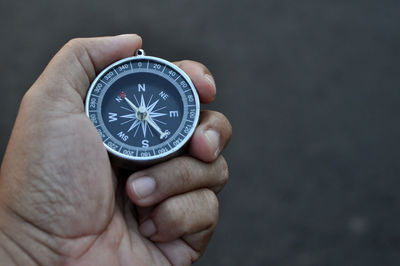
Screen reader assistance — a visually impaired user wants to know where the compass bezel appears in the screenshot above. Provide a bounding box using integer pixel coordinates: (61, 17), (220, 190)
(85, 54), (200, 164)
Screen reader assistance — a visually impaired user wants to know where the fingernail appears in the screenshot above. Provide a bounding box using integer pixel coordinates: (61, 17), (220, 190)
(131, 177), (156, 199)
(204, 74), (216, 88)
(139, 219), (157, 237)
(204, 129), (220, 157)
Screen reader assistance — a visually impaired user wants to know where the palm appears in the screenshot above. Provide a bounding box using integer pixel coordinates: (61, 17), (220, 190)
(2, 108), (182, 265)
(35, 114), (179, 265)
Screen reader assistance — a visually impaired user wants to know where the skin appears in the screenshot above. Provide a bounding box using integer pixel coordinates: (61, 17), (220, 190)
(0, 35), (232, 266)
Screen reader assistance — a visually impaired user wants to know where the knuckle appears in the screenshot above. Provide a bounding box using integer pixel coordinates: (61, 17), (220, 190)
(63, 38), (96, 85)
(63, 38), (88, 61)
(65, 38), (83, 49)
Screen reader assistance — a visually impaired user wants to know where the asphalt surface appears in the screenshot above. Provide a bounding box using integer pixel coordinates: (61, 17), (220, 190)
(1, 0), (400, 265)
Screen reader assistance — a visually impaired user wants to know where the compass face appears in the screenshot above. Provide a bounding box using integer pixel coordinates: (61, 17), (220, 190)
(85, 55), (200, 163)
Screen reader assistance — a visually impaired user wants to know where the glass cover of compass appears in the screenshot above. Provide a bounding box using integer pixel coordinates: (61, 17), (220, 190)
(85, 50), (200, 165)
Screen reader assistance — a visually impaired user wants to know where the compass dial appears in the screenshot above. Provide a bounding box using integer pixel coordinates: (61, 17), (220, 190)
(85, 52), (200, 165)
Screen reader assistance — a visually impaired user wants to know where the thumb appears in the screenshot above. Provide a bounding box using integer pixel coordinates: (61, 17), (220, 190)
(29, 34), (142, 110)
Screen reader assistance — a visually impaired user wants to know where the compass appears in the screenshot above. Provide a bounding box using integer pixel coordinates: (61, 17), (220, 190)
(85, 49), (200, 168)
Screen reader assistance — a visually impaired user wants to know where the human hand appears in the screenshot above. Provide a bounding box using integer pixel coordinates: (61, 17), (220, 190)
(0, 35), (232, 266)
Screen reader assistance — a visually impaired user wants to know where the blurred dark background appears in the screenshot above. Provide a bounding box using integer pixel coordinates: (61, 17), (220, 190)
(1, 0), (400, 265)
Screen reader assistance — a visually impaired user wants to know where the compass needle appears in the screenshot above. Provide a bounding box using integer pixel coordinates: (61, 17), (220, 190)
(123, 96), (139, 112)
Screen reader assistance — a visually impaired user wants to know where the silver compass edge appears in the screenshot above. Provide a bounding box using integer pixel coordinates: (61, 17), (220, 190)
(85, 53), (201, 165)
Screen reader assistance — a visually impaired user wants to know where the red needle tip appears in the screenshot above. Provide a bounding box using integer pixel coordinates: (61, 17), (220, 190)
(119, 91), (126, 98)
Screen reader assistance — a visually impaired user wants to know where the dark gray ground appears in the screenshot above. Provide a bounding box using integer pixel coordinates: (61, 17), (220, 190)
(1, 0), (400, 265)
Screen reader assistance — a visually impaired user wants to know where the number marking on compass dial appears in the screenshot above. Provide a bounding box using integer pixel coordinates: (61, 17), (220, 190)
(85, 56), (200, 162)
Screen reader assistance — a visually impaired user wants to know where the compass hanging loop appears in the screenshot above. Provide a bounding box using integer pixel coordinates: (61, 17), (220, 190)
(135, 49), (146, 56)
